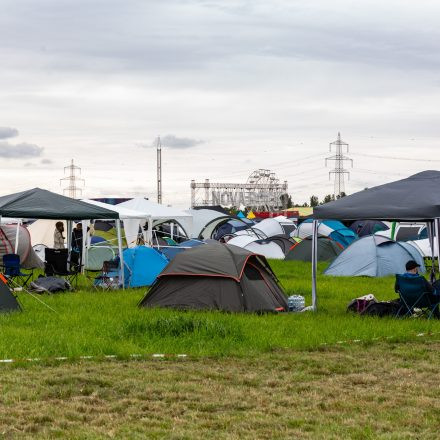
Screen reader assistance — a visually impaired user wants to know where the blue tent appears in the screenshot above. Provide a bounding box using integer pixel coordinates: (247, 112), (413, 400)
(325, 235), (425, 277)
(159, 247), (186, 260)
(299, 219), (357, 248)
(237, 211), (246, 219)
(123, 246), (169, 287)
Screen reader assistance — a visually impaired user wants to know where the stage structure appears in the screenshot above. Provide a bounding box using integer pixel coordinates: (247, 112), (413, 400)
(191, 169), (288, 211)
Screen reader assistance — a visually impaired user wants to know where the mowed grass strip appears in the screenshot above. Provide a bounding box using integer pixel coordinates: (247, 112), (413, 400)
(1, 341), (440, 439)
(0, 260), (439, 359)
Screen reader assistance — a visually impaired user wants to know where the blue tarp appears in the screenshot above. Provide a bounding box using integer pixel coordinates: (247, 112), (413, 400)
(123, 246), (169, 287)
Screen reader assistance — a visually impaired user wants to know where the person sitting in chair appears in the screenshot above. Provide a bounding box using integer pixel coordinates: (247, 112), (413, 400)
(396, 260), (440, 317)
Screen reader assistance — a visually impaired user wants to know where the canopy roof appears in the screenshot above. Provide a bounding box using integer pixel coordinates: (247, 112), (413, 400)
(82, 199), (149, 220)
(314, 171), (440, 221)
(0, 188), (118, 220)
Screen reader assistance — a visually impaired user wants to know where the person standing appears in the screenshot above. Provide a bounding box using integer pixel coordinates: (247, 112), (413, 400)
(53, 221), (65, 249)
(70, 223), (83, 267)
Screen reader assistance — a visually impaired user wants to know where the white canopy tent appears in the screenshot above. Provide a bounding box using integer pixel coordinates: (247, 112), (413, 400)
(118, 198), (193, 241)
(82, 199), (152, 248)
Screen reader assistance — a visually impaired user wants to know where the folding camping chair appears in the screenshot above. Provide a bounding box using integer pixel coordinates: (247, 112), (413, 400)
(93, 259), (121, 290)
(395, 274), (440, 319)
(44, 248), (80, 288)
(1, 254), (33, 287)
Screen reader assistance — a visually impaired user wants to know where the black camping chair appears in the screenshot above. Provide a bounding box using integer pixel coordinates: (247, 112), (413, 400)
(1, 254), (33, 287)
(44, 248), (80, 288)
(395, 274), (440, 318)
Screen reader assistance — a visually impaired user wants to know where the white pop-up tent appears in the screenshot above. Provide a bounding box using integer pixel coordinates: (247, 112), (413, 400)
(118, 198), (193, 241)
(82, 199), (151, 248)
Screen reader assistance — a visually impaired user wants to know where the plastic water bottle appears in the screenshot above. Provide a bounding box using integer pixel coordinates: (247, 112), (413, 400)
(288, 295), (305, 312)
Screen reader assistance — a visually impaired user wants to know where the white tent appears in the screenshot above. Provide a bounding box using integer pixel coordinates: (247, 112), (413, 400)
(251, 218), (285, 238)
(186, 209), (231, 239)
(28, 219), (67, 248)
(407, 238), (438, 258)
(227, 235), (285, 259)
(82, 199), (150, 248)
(119, 198), (193, 240)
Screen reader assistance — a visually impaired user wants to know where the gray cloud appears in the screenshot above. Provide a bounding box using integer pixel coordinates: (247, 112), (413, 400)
(158, 135), (204, 149)
(0, 127), (19, 139)
(0, 142), (44, 158)
(41, 158), (53, 164)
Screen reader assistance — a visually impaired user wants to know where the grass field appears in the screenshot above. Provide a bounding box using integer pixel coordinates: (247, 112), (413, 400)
(0, 260), (439, 359)
(1, 260), (440, 438)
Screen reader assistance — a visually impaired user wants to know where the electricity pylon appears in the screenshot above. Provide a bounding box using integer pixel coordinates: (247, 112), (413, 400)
(325, 132), (353, 198)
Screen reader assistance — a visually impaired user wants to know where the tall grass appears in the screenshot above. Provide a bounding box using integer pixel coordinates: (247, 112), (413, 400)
(0, 260), (439, 359)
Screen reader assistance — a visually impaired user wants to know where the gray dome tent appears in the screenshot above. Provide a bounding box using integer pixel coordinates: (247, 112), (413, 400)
(324, 235), (425, 277)
(139, 243), (288, 312)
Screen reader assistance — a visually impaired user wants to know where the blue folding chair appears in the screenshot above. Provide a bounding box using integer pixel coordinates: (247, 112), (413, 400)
(1, 254), (33, 287)
(395, 274), (440, 318)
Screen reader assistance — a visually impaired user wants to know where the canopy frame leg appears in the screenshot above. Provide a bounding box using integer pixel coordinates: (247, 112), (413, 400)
(116, 219), (125, 289)
(311, 219), (318, 311)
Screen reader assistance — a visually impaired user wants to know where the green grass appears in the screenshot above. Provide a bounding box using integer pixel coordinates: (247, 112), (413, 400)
(1, 260), (439, 360)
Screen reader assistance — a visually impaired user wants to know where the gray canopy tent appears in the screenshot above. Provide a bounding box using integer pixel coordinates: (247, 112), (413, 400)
(0, 188), (126, 286)
(311, 171), (440, 311)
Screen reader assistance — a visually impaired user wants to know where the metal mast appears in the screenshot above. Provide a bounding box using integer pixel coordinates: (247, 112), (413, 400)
(60, 159), (84, 199)
(156, 136), (162, 204)
(325, 132), (353, 198)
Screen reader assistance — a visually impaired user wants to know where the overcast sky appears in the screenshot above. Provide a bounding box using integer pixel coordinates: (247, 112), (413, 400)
(1, 0), (440, 207)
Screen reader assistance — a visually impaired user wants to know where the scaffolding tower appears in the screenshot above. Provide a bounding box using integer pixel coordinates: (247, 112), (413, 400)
(60, 159), (84, 199)
(325, 132), (353, 198)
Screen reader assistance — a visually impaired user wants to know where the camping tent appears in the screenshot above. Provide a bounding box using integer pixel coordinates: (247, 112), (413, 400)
(0, 225), (44, 269)
(251, 218), (285, 238)
(118, 198), (193, 240)
(0, 278), (20, 313)
(123, 246), (169, 288)
(349, 220), (389, 237)
(407, 238), (438, 258)
(375, 222), (426, 241)
(286, 237), (342, 262)
(311, 171), (440, 310)
(139, 243), (288, 312)
(82, 199), (150, 248)
(227, 235), (285, 259)
(324, 235), (425, 277)
(187, 209), (235, 239)
(295, 219), (357, 247)
(214, 219), (253, 240)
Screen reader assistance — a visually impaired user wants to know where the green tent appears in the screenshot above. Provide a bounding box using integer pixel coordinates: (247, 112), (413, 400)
(285, 237), (342, 262)
(0, 188), (118, 220)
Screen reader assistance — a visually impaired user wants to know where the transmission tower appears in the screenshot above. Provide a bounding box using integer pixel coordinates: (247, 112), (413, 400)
(60, 159), (85, 199)
(156, 136), (162, 204)
(325, 132), (353, 198)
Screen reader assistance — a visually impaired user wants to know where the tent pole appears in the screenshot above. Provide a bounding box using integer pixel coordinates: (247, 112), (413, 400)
(81, 220), (89, 274)
(311, 219), (318, 311)
(116, 219), (125, 289)
(14, 219), (21, 254)
(147, 217), (153, 247)
(170, 222), (174, 241)
(427, 221), (436, 282)
(435, 218), (440, 281)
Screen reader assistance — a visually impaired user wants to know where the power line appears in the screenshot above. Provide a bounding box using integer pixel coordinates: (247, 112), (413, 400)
(351, 152), (440, 163)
